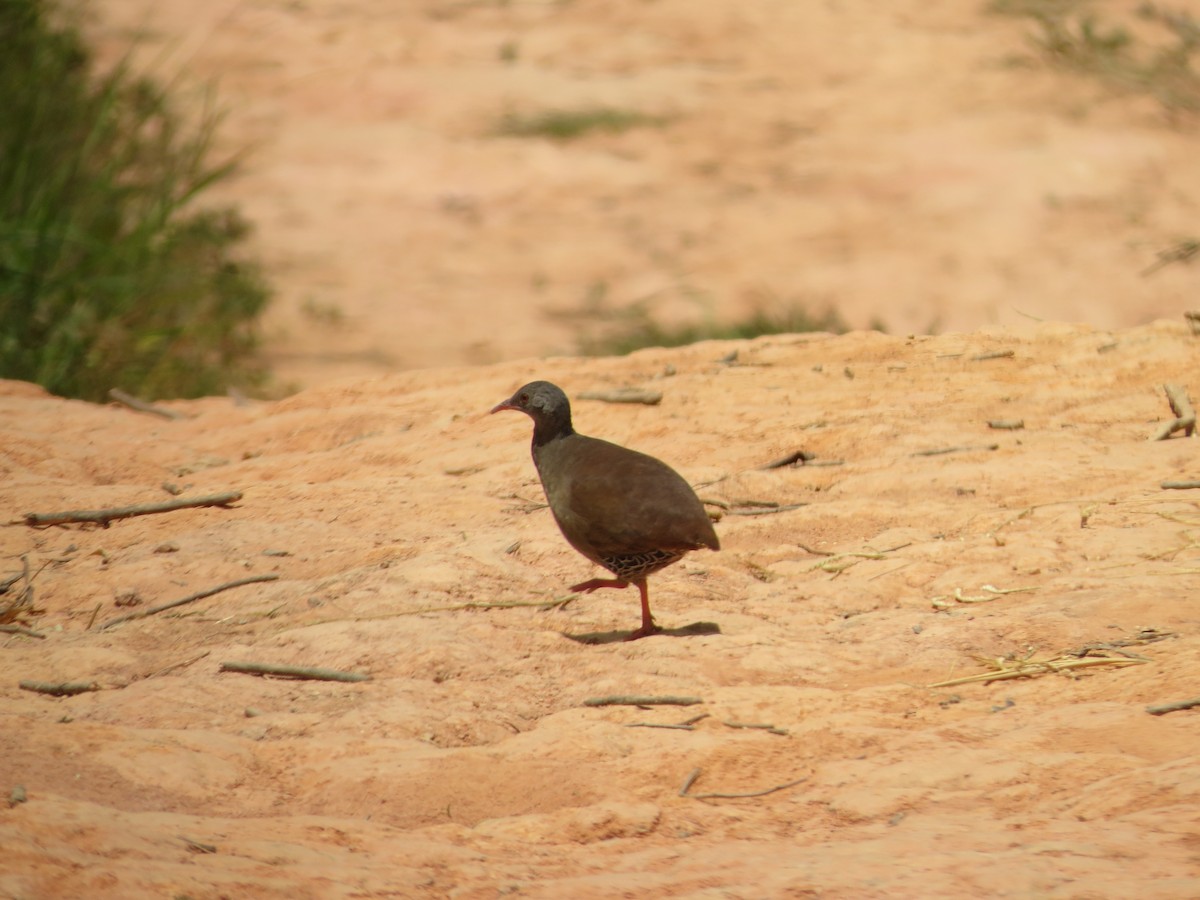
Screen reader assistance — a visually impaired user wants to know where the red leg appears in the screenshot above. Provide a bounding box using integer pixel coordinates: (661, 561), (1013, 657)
(570, 577), (629, 594)
(624, 578), (661, 640)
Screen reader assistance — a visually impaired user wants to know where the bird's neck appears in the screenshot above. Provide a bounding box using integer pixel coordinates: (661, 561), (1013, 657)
(532, 422), (573, 451)
(531, 417), (573, 449)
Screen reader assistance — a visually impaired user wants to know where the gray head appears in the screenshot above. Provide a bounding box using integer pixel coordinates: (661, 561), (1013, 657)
(490, 380), (574, 445)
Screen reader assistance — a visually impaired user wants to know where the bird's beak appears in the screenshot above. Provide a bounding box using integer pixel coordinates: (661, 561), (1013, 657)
(490, 400), (516, 415)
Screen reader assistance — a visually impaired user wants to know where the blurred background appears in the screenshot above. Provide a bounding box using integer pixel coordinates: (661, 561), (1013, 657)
(6, 0), (1199, 397)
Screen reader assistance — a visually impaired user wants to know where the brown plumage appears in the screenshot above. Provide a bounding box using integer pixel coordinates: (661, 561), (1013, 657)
(491, 380), (719, 639)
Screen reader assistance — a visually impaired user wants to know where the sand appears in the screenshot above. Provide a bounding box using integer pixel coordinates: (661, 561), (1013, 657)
(4, 322), (1200, 897)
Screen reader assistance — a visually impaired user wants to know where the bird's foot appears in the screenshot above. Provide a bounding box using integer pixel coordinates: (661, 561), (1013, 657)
(570, 578), (629, 594)
(624, 623), (663, 641)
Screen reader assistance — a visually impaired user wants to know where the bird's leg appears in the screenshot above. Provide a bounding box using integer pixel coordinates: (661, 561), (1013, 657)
(624, 578), (661, 641)
(570, 577), (629, 594)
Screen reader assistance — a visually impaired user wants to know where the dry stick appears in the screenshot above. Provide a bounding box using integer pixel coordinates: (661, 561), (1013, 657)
(1141, 241), (1200, 277)
(723, 721), (789, 736)
(761, 450), (815, 469)
(987, 419), (1025, 430)
(23, 491), (244, 528)
(97, 573), (279, 631)
(911, 444), (999, 457)
(577, 388), (663, 406)
(722, 503), (808, 517)
(627, 712), (711, 731)
(0, 624), (46, 639)
(929, 584), (1037, 609)
(1146, 697), (1200, 716)
(1162, 480), (1200, 490)
(220, 661), (371, 682)
(583, 695), (703, 708)
(971, 349), (1015, 361)
(797, 542), (834, 557)
(808, 547), (906, 577)
(19, 680), (100, 697)
(678, 767), (807, 800)
(927, 655), (1145, 689)
(1151, 383), (1196, 441)
(0, 570), (24, 594)
(108, 388), (185, 420)
(178, 836), (217, 854)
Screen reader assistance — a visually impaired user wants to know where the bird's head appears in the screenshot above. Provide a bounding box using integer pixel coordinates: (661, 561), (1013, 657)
(491, 381), (574, 443)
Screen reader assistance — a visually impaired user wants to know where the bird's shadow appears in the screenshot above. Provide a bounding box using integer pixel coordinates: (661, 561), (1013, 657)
(562, 621), (722, 645)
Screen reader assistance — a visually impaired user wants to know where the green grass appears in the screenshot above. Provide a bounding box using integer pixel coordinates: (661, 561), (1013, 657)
(993, 0), (1200, 115)
(579, 300), (853, 357)
(496, 107), (668, 141)
(0, 0), (270, 401)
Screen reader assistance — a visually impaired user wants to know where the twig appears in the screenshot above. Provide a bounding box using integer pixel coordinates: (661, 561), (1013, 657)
(678, 767), (807, 800)
(987, 419), (1025, 430)
(583, 695), (703, 708)
(1140, 240), (1199, 277)
(97, 573), (280, 631)
(930, 584), (1037, 609)
(0, 570), (24, 595)
(1150, 383), (1196, 441)
(108, 388), (185, 420)
(0, 556), (37, 626)
(23, 491), (244, 528)
(577, 388), (662, 406)
(911, 444), (999, 457)
(761, 450), (814, 469)
(723, 503), (808, 517)
(18, 680), (100, 697)
(626, 712), (710, 731)
(1146, 697), (1200, 716)
(928, 654), (1145, 689)
(179, 836), (217, 854)
(971, 350), (1015, 361)
(723, 721), (789, 736)
(1067, 628), (1174, 659)
(796, 542), (834, 557)
(1162, 480), (1200, 490)
(0, 624), (45, 639)
(808, 546), (908, 577)
(219, 661), (372, 682)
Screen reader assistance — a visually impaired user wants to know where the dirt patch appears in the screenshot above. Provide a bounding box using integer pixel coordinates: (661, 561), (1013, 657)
(4, 322), (1200, 896)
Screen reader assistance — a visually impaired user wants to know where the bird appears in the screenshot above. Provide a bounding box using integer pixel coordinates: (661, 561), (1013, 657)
(491, 380), (719, 639)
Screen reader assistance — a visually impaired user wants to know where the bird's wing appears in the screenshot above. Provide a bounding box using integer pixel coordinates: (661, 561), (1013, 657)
(554, 439), (713, 558)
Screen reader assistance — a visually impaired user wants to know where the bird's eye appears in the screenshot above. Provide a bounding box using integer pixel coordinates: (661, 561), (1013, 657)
(519, 393), (529, 404)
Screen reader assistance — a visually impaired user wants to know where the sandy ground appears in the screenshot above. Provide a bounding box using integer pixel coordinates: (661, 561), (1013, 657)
(4, 1), (1200, 898)
(4, 321), (1200, 897)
